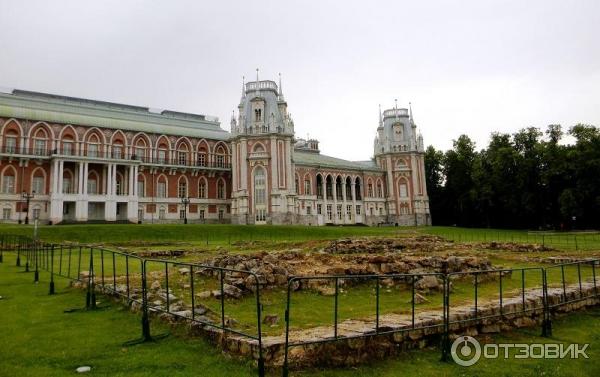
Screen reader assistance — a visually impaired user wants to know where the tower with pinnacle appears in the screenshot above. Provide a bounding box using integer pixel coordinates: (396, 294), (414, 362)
(229, 71), (297, 224)
(373, 101), (430, 225)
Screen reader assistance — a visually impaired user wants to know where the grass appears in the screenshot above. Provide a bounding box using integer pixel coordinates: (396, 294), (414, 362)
(0, 223), (414, 245)
(425, 226), (600, 251)
(1, 252), (599, 376)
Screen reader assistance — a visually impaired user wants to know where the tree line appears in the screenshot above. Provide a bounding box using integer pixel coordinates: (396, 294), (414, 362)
(425, 124), (600, 230)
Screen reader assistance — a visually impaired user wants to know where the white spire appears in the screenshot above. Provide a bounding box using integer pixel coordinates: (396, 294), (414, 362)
(378, 104), (383, 127)
(256, 68), (259, 82)
(278, 72), (284, 100)
(394, 99), (399, 119)
(241, 76), (245, 99)
(409, 102), (416, 127)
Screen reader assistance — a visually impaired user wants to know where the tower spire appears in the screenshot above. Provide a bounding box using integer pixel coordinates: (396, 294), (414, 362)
(378, 104), (383, 127)
(256, 68), (259, 83)
(394, 99), (398, 119)
(241, 76), (245, 99)
(278, 72), (284, 100)
(409, 102), (415, 124)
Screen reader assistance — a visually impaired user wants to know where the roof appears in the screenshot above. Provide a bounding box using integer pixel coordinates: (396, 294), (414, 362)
(0, 89), (231, 141)
(294, 150), (382, 172)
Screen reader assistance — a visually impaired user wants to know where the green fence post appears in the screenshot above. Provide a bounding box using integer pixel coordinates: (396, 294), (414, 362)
(49, 244), (55, 295)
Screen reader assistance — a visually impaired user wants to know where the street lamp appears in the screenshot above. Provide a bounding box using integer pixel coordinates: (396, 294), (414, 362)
(181, 196), (190, 224)
(22, 190), (35, 225)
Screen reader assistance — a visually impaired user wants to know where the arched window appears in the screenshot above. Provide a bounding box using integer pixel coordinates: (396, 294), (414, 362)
(253, 167), (266, 223)
(198, 178), (207, 198)
(113, 143), (124, 159)
(355, 177), (362, 200)
(178, 177), (188, 198)
(31, 169), (45, 195)
(3, 131), (18, 154)
(304, 177), (311, 195)
(1, 166), (16, 194)
(137, 174), (145, 197)
(376, 180), (384, 197)
(367, 179), (374, 197)
(157, 175), (167, 198)
(177, 143), (189, 166)
(62, 136), (74, 156)
(399, 181), (409, 198)
(295, 175), (300, 195)
(88, 172), (99, 194)
(345, 177), (352, 198)
(87, 134), (100, 158)
(63, 170), (74, 194)
(217, 179), (225, 199)
(134, 138), (147, 161)
(32, 128), (48, 156)
(215, 145), (226, 168)
(197, 146), (207, 166)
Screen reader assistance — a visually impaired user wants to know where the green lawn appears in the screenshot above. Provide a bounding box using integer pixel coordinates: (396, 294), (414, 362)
(1, 253), (599, 376)
(425, 226), (600, 251)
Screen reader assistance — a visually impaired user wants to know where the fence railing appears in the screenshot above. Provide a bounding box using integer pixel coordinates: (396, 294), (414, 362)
(433, 229), (600, 251)
(1, 234), (599, 376)
(0, 234), (265, 376)
(281, 260), (600, 376)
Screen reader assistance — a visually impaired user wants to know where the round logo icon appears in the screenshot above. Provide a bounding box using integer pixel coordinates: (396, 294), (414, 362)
(451, 336), (481, 367)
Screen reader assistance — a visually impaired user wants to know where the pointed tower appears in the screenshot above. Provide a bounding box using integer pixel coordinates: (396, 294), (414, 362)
(230, 72), (297, 224)
(373, 102), (430, 225)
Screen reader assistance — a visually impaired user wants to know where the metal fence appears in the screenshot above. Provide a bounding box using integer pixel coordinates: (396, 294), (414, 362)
(0, 234), (266, 377)
(1, 234), (599, 376)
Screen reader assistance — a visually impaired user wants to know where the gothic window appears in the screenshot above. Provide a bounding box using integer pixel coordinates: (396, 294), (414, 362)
(198, 178), (207, 198)
(254, 109), (262, 122)
(157, 176), (167, 198)
(4, 132), (18, 153)
(1, 167), (16, 194)
(157, 148), (167, 164)
(62, 137), (74, 156)
(377, 181), (383, 197)
(32, 174), (45, 195)
(137, 176), (145, 197)
(253, 167), (266, 223)
(32, 128), (48, 156)
(304, 178), (311, 195)
(367, 182), (374, 197)
(217, 179), (225, 199)
(113, 144), (123, 159)
(88, 172), (98, 194)
(178, 178), (188, 198)
(197, 147), (207, 166)
(399, 182), (408, 198)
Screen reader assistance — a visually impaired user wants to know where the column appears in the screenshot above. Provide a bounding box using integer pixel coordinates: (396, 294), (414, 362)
(83, 162), (89, 195)
(57, 161), (64, 195)
(77, 162), (84, 194)
(341, 179), (347, 223)
(106, 164), (112, 196)
(332, 179), (337, 224)
(270, 136), (278, 190)
(112, 164), (117, 196)
(51, 160), (59, 194)
(321, 176), (327, 223)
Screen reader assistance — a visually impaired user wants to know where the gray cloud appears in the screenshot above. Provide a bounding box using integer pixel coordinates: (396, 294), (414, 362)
(1, 0), (598, 158)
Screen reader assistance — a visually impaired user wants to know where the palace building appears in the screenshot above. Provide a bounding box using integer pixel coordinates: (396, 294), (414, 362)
(0, 75), (430, 226)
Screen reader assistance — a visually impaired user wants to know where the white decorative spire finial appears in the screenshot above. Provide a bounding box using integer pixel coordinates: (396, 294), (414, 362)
(409, 102), (415, 124)
(378, 104), (383, 126)
(256, 68), (259, 83)
(241, 76), (245, 98)
(394, 99), (398, 118)
(278, 72), (284, 100)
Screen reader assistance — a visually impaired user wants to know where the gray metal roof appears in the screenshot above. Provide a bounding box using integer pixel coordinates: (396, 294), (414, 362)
(0, 89), (231, 140)
(294, 150), (382, 172)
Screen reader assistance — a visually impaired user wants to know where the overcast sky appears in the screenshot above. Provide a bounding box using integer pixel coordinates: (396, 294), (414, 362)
(1, 0), (599, 160)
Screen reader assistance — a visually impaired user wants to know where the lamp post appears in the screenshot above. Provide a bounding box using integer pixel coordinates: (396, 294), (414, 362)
(22, 190), (35, 225)
(181, 196), (190, 224)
